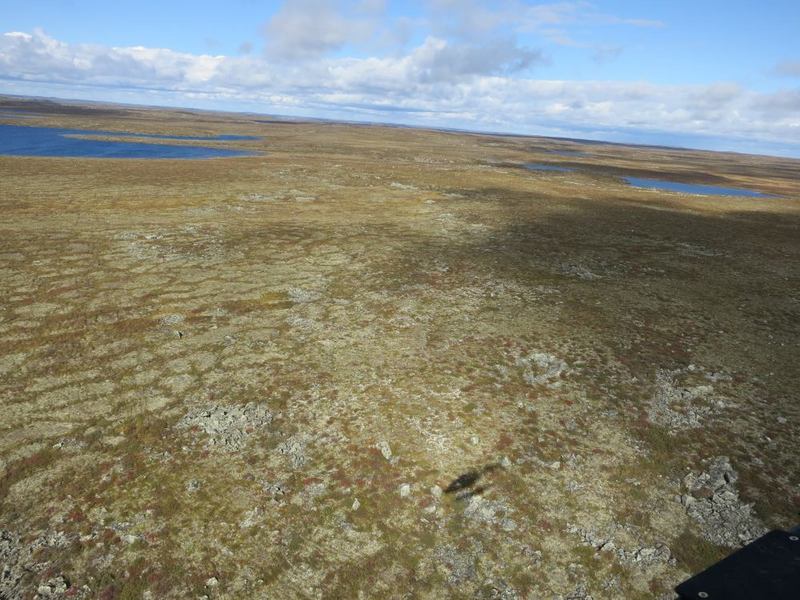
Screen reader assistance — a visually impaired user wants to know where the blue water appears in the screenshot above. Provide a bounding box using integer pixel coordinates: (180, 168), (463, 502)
(0, 124), (258, 159)
(624, 176), (773, 198)
(525, 163), (574, 172)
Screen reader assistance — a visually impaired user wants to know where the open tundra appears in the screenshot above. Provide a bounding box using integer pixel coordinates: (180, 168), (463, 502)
(1, 98), (799, 599)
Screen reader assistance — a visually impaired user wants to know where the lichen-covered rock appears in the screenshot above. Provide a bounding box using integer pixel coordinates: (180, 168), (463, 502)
(566, 524), (673, 567)
(177, 402), (273, 450)
(0, 530), (25, 598)
(563, 584), (594, 600)
(680, 456), (767, 547)
(375, 440), (392, 460)
(516, 352), (567, 387)
(648, 368), (717, 432)
(1, 530), (73, 599)
(463, 496), (517, 532)
(433, 543), (478, 587)
(276, 435), (308, 468)
(36, 575), (70, 598)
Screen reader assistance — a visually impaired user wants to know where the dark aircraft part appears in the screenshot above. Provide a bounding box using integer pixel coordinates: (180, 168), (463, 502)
(675, 527), (800, 599)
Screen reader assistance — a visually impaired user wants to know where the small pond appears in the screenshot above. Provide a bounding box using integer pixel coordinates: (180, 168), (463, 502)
(624, 176), (774, 198)
(525, 163), (574, 173)
(0, 124), (258, 159)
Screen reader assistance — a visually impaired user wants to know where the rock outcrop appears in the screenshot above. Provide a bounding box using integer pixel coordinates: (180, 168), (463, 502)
(680, 456), (767, 547)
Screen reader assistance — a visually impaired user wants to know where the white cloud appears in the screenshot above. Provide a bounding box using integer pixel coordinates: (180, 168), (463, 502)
(752, 89), (800, 116)
(263, 0), (384, 61)
(0, 29), (225, 87)
(410, 37), (544, 82)
(2, 29), (800, 154)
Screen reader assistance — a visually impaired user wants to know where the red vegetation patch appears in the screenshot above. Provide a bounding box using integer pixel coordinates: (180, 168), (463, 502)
(537, 519), (554, 532)
(496, 433), (514, 450)
(66, 508), (86, 523)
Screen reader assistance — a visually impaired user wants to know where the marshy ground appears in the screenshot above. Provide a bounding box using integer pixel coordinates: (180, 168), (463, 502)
(1, 97), (799, 599)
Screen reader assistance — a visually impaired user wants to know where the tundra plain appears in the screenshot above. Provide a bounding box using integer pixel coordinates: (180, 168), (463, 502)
(1, 97), (799, 599)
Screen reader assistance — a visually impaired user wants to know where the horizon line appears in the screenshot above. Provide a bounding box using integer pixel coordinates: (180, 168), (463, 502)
(2, 91), (800, 163)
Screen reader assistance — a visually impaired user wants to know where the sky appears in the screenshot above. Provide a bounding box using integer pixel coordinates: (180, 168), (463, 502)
(1, 0), (800, 156)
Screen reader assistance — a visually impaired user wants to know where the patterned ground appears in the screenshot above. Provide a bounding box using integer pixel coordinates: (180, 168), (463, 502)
(1, 98), (799, 599)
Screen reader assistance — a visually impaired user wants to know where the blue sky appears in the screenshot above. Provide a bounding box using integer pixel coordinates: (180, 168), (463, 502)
(2, 1), (800, 156)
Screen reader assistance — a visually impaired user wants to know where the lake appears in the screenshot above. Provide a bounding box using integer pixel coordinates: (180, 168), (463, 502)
(0, 124), (258, 159)
(624, 176), (774, 198)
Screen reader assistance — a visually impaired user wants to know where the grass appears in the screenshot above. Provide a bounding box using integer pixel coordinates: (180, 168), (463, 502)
(670, 529), (729, 574)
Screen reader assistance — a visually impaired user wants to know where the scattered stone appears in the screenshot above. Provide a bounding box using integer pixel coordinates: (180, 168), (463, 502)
(52, 438), (87, 452)
(522, 546), (543, 564)
(177, 403), (273, 451)
(676, 242), (723, 258)
(705, 371), (732, 383)
(186, 479), (201, 493)
(1, 530), (71, 599)
(463, 496), (517, 531)
(557, 263), (601, 281)
(376, 440), (392, 460)
(287, 287), (321, 303)
(389, 315), (416, 329)
(434, 544), (478, 586)
(205, 577), (219, 587)
(516, 352), (567, 387)
(680, 456), (767, 547)
(567, 524), (674, 567)
(648, 368), (716, 432)
(352, 498), (361, 511)
(399, 483), (411, 498)
(262, 480), (289, 500)
(159, 313), (184, 327)
(479, 578), (520, 599)
(631, 545), (672, 566)
(276, 435), (308, 468)
(431, 485), (443, 498)
(241, 193), (274, 202)
(240, 508), (263, 529)
(301, 481), (328, 502)
(389, 182), (418, 191)
(563, 584), (594, 600)
(36, 576), (70, 598)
